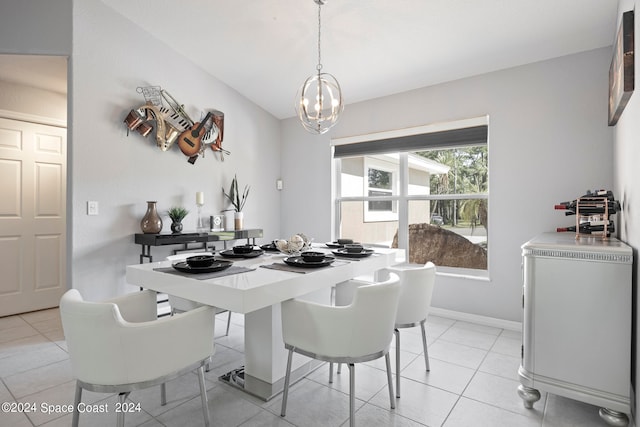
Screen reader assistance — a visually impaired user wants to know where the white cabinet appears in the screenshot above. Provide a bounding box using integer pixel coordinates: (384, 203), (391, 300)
(518, 233), (632, 426)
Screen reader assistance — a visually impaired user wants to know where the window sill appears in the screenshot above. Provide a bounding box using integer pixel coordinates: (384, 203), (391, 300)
(435, 266), (490, 282)
(390, 263), (490, 282)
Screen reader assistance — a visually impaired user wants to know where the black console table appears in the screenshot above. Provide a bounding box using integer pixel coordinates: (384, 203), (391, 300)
(134, 229), (264, 263)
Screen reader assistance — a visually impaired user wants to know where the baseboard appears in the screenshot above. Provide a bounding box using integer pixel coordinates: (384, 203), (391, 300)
(430, 307), (522, 331)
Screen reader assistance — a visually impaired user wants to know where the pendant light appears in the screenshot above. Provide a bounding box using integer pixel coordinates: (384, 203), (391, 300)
(295, 0), (344, 135)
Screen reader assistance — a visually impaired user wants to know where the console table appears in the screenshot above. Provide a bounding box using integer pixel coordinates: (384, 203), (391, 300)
(518, 232), (632, 426)
(134, 229), (264, 263)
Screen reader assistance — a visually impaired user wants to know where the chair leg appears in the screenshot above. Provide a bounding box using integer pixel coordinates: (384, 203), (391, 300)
(348, 363), (355, 427)
(280, 348), (294, 417)
(337, 363), (342, 374)
(329, 362), (334, 383)
(420, 321), (430, 371)
(394, 328), (401, 398)
(225, 311), (232, 336)
(161, 382), (167, 405)
(385, 352), (396, 409)
(72, 382), (82, 427)
(117, 392), (129, 427)
(198, 365), (211, 427)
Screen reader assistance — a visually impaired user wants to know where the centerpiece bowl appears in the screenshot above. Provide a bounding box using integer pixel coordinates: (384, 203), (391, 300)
(275, 233), (312, 255)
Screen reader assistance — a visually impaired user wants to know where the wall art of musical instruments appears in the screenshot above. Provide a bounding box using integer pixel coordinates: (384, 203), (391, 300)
(123, 85), (229, 164)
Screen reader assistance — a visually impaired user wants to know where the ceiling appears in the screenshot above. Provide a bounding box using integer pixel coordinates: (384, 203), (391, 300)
(0, 1), (620, 120)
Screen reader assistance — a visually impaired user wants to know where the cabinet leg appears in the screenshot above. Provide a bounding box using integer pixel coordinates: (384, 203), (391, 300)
(599, 408), (628, 427)
(517, 384), (541, 409)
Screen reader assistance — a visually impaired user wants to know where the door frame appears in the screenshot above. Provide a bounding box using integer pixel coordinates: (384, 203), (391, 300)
(0, 109), (66, 128)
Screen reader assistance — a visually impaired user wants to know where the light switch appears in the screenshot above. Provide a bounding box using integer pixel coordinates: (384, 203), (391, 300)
(87, 201), (99, 216)
(276, 179), (283, 190)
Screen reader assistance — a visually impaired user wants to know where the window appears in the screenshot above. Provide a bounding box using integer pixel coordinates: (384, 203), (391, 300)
(364, 158), (397, 221)
(332, 117), (489, 273)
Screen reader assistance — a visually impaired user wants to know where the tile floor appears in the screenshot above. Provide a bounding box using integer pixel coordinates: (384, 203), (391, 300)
(0, 307), (619, 426)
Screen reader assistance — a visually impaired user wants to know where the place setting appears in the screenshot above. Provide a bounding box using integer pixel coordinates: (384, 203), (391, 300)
(218, 244), (265, 259)
(262, 250), (346, 274)
(331, 243), (376, 260)
(154, 253), (255, 280)
(324, 238), (355, 249)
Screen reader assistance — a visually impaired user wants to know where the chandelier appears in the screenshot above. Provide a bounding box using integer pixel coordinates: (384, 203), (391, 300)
(295, 0), (344, 135)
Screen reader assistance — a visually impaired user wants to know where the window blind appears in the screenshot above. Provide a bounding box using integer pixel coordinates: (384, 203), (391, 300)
(333, 125), (488, 158)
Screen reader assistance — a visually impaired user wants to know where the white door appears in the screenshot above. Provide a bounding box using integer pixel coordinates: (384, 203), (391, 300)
(0, 117), (66, 316)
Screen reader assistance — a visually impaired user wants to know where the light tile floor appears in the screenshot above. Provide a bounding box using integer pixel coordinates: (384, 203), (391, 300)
(0, 308), (618, 426)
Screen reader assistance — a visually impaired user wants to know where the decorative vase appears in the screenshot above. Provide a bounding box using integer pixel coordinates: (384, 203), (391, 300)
(170, 220), (183, 233)
(224, 211), (234, 231)
(140, 201), (163, 234)
(234, 211), (244, 230)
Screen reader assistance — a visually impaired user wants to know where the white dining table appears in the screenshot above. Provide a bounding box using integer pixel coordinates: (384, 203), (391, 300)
(126, 247), (404, 400)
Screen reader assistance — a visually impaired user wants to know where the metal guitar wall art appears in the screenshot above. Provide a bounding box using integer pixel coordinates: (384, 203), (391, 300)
(123, 86), (229, 164)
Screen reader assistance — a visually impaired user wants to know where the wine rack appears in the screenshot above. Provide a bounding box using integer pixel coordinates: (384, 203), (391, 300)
(554, 190), (620, 239)
(575, 196), (610, 239)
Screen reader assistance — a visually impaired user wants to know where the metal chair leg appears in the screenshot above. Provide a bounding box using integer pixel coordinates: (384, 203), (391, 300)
(348, 363), (355, 427)
(225, 311), (232, 336)
(198, 365), (211, 427)
(395, 328), (401, 398)
(72, 382), (82, 427)
(281, 348), (294, 417)
(161, 382), (167, 405)
(116, 392), (129, 427)
(420, 321), (430, 371)
(329, 362), (334, 383)
(385, 352), (396, 409)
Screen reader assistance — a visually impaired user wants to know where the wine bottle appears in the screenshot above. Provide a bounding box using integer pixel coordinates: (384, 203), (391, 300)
(556, 221), (615, 234)
(554, 200), (620, 215)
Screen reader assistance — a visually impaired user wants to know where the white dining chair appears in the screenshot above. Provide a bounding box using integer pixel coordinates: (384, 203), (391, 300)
(280, 273), (401, 427)
(166, 252), (233, 336)
(387, 262), (436, 397)
(332, 262), (436, 398)
(60, 289), (215, 427)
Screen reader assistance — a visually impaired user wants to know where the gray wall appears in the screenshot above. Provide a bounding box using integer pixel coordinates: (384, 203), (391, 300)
(0, 0), (71, 56)
(70, 0), (282, 300)
(281, 47), (613, 322)
(613, 0), (639, 417)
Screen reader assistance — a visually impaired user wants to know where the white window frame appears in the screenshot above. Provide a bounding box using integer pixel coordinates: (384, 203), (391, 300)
(331, 116), (489, 277)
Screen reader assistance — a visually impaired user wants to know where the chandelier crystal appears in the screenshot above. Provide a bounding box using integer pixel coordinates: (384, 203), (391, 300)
(296, 0), (344, 135)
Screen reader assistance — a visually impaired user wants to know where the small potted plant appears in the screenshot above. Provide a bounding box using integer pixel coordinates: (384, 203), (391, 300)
(222, 174), (250, 230)
(167, 206), (189, 233)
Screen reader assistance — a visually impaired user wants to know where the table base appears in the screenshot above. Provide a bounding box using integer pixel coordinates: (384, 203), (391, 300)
(219, 360), (322, 401)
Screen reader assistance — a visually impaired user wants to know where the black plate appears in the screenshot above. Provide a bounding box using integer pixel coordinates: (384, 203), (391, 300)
(325, 242), (343, 248)
(260, 243), (280, 252)
(332, 248), (375, 258)
(284, 256), (335, 268)
(172, 260), (233, 274)
(219, 249), (264, 258)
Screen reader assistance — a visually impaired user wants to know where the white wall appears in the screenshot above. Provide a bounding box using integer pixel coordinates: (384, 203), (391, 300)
(282, 47), (613, 322)
(0, 80), (66, 122)
(613, 0), (639, 418)
(71, 0), (282, 300)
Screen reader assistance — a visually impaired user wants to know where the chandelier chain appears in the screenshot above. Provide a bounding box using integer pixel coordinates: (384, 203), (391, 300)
(316, 1), (322, 72)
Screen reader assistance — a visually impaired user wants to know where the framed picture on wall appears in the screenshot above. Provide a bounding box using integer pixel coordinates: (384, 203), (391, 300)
(608, 10), (634, 126)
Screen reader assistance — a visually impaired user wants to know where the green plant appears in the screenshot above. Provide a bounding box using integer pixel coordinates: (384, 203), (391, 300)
(167, 206), (189, 222)
(223, 174), (250, 212)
